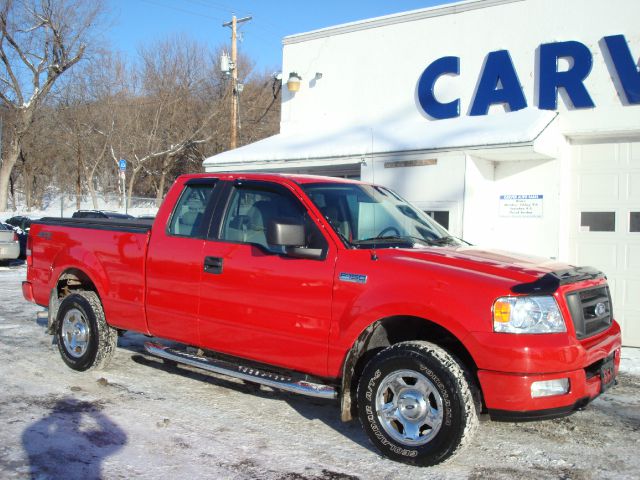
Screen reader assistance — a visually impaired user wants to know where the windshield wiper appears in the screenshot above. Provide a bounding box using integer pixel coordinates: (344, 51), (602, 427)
(354, 234), (467, 248)
(354, 235), (433, 246)
(428, 235), (463, 246)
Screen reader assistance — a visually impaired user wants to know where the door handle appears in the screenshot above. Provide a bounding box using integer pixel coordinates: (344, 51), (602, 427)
(204, 256), (223, 274)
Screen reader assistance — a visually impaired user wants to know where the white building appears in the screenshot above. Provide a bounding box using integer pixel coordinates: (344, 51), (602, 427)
(204, 0), (640, 346)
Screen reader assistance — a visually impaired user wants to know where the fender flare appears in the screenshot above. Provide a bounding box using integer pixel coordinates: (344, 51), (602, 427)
(47, 259), (108, 334)
(338, 315), (477, 422)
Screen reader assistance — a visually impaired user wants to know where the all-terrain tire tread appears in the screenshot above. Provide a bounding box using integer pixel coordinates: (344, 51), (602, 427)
(400, 341), (479, 460)
(57, 290), (117, 371)
(356, 340), (479, 466)
(77, 291), (117, 370)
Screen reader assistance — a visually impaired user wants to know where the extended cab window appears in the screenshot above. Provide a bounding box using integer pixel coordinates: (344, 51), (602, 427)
(220, 184), (326, 253)
(168, 184), (215, 237)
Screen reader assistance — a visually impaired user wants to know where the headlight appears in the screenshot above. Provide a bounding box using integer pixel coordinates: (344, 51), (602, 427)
(493, 296), (565, 334)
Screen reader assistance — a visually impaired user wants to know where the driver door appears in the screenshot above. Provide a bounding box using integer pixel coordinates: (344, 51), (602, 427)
(197, 180), (337, 377)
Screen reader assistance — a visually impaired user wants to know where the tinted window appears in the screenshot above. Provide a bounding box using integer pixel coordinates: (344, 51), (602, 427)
(220, 185), (325, 252)
(580, 212), (615, 232)
(168, 184), (215, 237)
(631, 212), (640, 233)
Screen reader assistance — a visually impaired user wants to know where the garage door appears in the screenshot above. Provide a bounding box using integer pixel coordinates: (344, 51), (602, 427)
(570, 142), (640, 347)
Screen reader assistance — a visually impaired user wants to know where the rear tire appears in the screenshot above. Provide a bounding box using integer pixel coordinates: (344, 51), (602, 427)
(357, 341), (478, 466)
(56, 291), (117, 371)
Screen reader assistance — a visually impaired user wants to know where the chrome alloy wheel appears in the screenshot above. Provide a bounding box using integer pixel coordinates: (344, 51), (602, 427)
(61, 308), (90, 358)
(375, 369), (444, 446)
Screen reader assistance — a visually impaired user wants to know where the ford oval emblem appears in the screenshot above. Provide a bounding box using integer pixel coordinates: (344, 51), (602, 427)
(595, 302), (607, 317)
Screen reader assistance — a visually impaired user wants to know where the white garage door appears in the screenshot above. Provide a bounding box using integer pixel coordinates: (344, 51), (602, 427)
(570, 142), (640, 347)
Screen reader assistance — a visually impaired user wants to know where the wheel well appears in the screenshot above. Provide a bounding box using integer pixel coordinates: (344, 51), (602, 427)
(47, 269), (99, 335)
(56, 269), (98, 299)
(340, 316), (481, 422)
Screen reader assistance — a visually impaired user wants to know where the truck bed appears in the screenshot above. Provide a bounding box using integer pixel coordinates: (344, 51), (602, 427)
(35, 216), (154, 233)
(28, 216), (153, 334)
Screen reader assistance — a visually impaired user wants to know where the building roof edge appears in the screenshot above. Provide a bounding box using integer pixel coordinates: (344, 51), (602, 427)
(282, 0), (526, 46)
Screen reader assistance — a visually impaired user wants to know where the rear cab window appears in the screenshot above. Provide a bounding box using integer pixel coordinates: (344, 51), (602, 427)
(168, 181), (218, 238)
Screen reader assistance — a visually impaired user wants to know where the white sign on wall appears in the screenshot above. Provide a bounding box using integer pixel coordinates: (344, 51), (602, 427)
(499, 194), (543, 217)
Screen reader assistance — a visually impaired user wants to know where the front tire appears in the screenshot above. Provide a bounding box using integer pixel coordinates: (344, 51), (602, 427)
(56, 291), (117, 371)
(357, 341), (478, 466)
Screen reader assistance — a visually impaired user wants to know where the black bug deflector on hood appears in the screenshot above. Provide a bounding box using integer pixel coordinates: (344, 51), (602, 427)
(510, 266), (605, 295)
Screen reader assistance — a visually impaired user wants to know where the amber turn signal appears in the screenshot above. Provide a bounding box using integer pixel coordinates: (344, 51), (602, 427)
(493, 300), (512, 323)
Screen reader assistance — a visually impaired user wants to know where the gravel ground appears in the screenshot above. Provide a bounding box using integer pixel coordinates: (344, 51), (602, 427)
(1, 263), (639, 479)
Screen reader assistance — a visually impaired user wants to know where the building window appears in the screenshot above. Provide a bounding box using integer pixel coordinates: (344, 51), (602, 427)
(631, 212), (640, 233)
(424, 210), (450, 230)
(580, 212), (615, 232)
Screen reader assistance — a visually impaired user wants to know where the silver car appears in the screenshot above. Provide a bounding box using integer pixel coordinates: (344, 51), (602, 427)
(0, 223), (20, 263)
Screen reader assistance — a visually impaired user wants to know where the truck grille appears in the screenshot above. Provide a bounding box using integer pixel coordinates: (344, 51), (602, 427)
(565, 286), (613, 339)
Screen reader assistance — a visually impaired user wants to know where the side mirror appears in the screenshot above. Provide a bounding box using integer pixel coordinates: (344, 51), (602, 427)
(267, 219), (324, 260)
(267, 218), (305, 246)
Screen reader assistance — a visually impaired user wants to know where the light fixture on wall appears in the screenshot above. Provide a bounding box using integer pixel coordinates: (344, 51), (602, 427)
(287, 72), (302, 92)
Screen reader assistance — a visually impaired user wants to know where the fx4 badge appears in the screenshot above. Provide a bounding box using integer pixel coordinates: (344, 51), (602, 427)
(339, 273), (368, 284)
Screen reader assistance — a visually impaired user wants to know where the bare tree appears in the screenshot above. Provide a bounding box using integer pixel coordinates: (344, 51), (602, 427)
(0, 0), (102, 211)
(9, 104), (68, 211)
(58, 53), (125, 208)
(108, 37), (217, 207)
(0, 18), (280, 210)
(237, 69), (281, 145)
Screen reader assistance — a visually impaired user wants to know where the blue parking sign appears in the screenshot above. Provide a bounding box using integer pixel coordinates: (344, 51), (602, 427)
(119, 159), (127, 172)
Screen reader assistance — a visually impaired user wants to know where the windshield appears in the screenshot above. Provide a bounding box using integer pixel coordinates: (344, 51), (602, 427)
(302, 183), (460, 248)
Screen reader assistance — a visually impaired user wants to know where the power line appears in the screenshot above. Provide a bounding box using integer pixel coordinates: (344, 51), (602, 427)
(138, 0), (226, 22)
(183, 0), (242, 15)
(136, 0), (280, 50)
(180, 0), (283, 39)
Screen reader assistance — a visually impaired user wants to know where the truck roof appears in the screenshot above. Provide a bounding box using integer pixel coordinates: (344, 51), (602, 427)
(178, 172), (364, 185)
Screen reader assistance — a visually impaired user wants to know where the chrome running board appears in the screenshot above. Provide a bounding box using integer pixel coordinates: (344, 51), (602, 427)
(144, 342), (337, 400)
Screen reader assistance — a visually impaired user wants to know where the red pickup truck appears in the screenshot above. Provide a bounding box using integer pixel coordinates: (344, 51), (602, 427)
(23, 173), (621, 466)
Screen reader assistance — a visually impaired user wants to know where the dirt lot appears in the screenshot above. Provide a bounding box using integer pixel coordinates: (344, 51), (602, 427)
(1, 263), (639, 479)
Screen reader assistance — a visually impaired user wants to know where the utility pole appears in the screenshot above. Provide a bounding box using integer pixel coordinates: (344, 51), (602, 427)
(223, 15), (251, 150)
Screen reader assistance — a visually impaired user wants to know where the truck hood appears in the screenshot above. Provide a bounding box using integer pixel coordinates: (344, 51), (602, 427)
(382, 245), (601, 291)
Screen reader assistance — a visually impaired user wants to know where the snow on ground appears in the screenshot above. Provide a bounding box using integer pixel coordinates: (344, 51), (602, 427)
(1, 264), (639, 479)
(1, 193), (158, 221)
(620, 347), (640, 376)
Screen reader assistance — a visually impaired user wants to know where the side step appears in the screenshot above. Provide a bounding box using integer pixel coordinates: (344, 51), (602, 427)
(144, 342), (337, 400)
